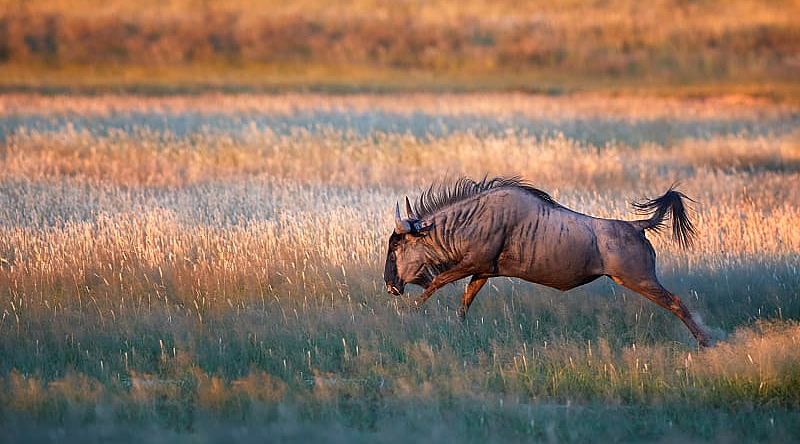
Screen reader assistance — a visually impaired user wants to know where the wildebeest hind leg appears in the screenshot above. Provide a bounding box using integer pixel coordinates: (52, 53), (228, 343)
(613, 277), (711, 347)
(457, 276), (488, 320)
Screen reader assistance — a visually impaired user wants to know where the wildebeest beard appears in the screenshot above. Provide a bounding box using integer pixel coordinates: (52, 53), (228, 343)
(411, 263), (437, 288)
(412, 252), (454, 289)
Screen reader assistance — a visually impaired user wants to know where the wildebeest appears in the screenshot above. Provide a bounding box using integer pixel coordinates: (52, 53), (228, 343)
(383, 176), (710, 347)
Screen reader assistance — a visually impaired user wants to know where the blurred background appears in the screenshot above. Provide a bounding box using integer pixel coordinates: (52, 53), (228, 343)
(1, 0), (798, 95)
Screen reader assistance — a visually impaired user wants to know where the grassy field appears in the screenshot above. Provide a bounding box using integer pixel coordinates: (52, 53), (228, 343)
(1, 92), (799, 442)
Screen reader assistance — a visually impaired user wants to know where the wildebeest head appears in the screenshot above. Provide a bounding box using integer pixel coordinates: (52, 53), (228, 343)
(384, 197), (434, 295)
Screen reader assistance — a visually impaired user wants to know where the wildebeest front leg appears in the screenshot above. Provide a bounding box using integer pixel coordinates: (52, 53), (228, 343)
(457, 276), (488, 320)
(410, 267), (476, 310)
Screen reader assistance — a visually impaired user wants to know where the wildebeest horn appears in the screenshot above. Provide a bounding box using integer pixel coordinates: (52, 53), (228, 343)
(395, 202), (411, 233)
(405, 196), (417, 219)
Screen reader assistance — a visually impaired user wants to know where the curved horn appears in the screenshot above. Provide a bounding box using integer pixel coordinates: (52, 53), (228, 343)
(395, 202), (411, 233)
(405, 196), (417, 219)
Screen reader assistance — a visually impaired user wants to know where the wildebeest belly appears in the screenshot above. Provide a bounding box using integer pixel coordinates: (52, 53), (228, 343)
(496, 216), (603, 291)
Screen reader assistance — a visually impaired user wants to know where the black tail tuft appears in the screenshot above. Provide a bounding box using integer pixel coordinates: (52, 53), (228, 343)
(632, 184), (697, 249)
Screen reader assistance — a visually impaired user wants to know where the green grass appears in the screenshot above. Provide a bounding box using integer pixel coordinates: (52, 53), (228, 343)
(2, 296), (800, 442)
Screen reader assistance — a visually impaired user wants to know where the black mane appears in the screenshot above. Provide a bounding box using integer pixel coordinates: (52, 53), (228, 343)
(414, 176), (558, 219)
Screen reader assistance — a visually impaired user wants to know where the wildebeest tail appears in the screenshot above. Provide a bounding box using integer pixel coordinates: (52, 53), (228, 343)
(631, 185), (696, 249)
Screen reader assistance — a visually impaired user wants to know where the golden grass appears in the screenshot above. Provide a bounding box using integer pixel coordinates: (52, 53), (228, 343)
(695, 321), (800, 384)
(2, 92), (793, 117)
(1, 94), (798, 313)
(4, 0), (795, 23)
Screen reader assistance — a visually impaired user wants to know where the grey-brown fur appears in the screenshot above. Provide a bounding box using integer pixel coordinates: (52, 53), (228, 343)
(384, 176), (711, 347)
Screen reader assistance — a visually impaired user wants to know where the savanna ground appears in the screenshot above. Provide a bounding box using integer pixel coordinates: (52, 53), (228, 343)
(0, 92), (799, 443)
